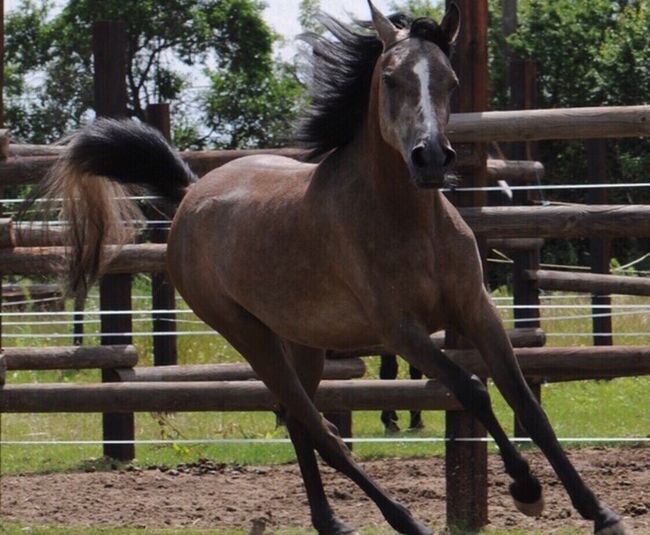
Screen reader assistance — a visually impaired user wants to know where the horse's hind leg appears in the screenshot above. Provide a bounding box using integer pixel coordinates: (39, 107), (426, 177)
(379, 354), (400, 432)
(464, 294), (629, 535)
(282, 342), (357, 535)
(209, 303), (431, 535)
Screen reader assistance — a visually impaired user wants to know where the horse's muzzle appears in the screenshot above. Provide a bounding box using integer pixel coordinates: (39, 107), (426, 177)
(409, 136), (456, 189)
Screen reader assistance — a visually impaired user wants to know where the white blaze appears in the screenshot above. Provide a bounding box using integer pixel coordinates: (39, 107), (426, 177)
(413, 58), (437, 135)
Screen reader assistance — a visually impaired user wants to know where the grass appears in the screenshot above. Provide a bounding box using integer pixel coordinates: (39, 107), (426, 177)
(1, 283), (650, 474)
(1, 284), (649, 533)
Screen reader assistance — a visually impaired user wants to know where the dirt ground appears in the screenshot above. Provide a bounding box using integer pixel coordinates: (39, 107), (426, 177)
(2, 447), (650, 533)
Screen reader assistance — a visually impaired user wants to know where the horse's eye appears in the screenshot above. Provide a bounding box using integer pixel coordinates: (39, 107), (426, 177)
(382, 72), (397, 88)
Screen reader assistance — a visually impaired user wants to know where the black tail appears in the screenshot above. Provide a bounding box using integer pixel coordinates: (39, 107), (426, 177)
(67, 118), (196, 202)
(30, 118), (197, 296)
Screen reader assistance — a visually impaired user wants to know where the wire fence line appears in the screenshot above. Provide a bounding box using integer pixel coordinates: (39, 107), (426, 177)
(2, 302), (649, 315)
(3, 181), (650, 206)
(2, 437), (650, 447)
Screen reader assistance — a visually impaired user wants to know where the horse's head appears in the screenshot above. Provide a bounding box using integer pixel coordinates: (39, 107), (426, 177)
(368, 1), (460, 189)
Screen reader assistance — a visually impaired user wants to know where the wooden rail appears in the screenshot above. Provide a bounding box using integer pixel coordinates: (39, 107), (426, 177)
(464, 205), (650, 238)
(446, 345), (650, 383)
(3, 205), (650, 274)
(4, 345), (649, 413)
(446, 105), (650, 142)
(114, 358), (366, 382)
(527, 269), (650, 296)
(0, 244), (167, 274)
(0, 354), (6, 386)
(484, 160), (544, 184)
(330, 327), (545, 359)
(0, 379), (462, 413)
(3, 345), (138, 371)
(487, 238), (544, 252)
(0, 152), (543, 188)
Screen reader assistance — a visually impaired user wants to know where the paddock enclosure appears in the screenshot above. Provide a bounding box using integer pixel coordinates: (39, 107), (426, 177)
(1, 2), (650, 534)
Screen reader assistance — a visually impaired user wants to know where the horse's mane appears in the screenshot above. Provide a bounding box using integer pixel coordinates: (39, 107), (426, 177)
(296, 13), (451, 158)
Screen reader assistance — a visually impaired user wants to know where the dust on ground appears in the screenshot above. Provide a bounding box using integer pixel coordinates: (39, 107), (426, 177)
(2, 447), (650, 533)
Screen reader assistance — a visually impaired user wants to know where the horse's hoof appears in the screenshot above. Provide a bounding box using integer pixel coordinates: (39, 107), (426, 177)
(513, 493), (545, 517)
(595, 520), (631, 535)
(408, 524), (433, 535)
(317, 517), (359, 535)
(384, 420), (401, 434)
(509, 478), (544, 517)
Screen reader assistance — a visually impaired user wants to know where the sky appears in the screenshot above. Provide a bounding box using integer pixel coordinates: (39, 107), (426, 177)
(264, 0), (392, 41)
(4, 0), (394, 43)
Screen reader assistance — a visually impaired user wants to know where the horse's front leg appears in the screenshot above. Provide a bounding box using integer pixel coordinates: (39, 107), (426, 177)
(462, 292), (630, 535)
(389, 324), (544, 519)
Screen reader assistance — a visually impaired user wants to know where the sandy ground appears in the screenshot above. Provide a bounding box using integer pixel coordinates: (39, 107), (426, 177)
(2, 447), (650, 533)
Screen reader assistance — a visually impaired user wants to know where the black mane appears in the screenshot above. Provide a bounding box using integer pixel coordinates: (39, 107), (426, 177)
(295, 13), (450, 157)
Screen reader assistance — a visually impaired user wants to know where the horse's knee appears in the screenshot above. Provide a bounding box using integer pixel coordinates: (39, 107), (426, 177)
(459, 374), (491, 415)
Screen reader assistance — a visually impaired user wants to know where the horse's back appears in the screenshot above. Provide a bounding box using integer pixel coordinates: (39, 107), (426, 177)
(168, 153), (314, 277)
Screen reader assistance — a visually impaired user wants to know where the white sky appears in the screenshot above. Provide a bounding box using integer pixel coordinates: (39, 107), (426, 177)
(4, 0), (394, 43)
(265, 0), (392, 40)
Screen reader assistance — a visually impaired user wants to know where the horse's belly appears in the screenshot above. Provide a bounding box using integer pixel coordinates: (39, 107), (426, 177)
(256, 292), (379, 350)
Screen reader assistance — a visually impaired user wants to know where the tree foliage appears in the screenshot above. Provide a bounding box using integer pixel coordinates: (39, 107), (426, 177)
(390, 0), (443, 19)
(505, 0), (650, 194)
(4, 0), (303, 148)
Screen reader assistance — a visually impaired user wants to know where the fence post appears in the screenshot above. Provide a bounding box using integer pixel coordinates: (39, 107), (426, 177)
(93, 20), (135, 462)
(503, 0), (543, 438)
(0, 0), (5, 350)
(586, 140), (612, 346)
(144, 104), (178, 367)
(509, 59), (543, 438)
(444, 0), (489, 531)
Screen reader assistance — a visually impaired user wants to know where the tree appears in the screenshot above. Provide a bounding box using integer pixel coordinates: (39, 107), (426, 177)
(298, 0), (322, 34)
(501, 0), (650, 265)
(4, 0), (303, 148)
(390, 0), (443, 19)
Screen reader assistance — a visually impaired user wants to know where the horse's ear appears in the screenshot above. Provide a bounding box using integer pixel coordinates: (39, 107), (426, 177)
(367, 0), (398, 48)
(440, 2), (461, 45)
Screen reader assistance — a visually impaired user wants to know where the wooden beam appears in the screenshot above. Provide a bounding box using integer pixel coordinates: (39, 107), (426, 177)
(446, 345), (650, 382)
(114, 358), (366, 383)
(3, 345), (138, 371)
(487, 238), (544, 252)
(0, 217), (14, 248)
(0, 130), (9, 160)
(0, 243), (167, 275)
(3, 105), (648, 186)
(0, 353), (6, 386)
(527, 269), (650, 296)
(446, 105), (650, 142)
(463, 205), (650, 238)
(329, 327), (545, 359)
(485, 159), (544, 184)
(0, 379), (462, 413)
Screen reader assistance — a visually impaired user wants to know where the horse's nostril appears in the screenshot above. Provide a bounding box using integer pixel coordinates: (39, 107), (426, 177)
(442, 147), (456, 168)
(411, 145), (427, 168)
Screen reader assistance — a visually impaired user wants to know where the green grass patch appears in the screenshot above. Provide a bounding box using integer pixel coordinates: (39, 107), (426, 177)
(2, 290), (650, 475)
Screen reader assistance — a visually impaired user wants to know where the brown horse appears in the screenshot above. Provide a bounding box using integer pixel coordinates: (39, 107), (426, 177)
(34, 2), (628, 534)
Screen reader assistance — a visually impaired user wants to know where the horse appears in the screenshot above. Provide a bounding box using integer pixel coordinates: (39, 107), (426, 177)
(33, 2), (629, 534)
(379, 354), (424, 432)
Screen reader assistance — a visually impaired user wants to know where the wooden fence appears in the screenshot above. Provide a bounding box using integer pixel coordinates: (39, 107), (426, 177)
(1, 16), (650, 534)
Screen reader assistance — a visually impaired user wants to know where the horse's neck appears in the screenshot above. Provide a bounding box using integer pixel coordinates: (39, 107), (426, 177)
(344, 107), (438, 223)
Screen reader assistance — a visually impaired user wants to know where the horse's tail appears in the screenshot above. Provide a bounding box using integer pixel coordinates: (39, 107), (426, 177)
(31, 118), (197, 296)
